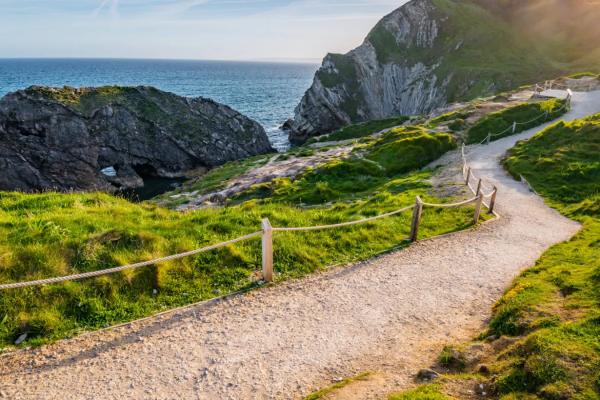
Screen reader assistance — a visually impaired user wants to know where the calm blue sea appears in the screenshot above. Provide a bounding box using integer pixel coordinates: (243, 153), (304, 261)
(0, 58), (319, 150)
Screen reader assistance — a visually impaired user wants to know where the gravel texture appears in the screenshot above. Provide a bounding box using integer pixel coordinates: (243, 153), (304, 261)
(1, 91), (598, 400)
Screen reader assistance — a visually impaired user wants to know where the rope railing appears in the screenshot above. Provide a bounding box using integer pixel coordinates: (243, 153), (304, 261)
(461, 143), (498, 212)
(0, 231), (263, 290)
(473, 89), (572, 147)
(477, 89), (573, 145)
(421, 197), (479, 208)
(272, 205), (415, 232)
(1, 147), (501, 290)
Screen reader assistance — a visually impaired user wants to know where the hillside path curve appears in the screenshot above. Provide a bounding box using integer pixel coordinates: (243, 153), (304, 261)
(1, 91), (599, 400)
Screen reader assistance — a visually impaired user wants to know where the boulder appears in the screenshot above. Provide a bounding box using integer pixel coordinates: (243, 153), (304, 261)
(0, 86), (273, 192)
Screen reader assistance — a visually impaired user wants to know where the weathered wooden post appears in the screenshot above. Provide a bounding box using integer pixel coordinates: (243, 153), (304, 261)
(476, 179), (482, 196)
(486, 133), (491, 145)
(488, 186), (498, 215)
(410, 196), (423, 242)
(473, 194), (483, 225)
(512, 121), (517, 133)
(465, 167), (472, 186)
(261, 218), (273, 282)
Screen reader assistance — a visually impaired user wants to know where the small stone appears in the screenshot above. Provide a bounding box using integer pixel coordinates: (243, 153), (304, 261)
(485, 334), (499, 342)
(475, 382), (493, 397)
(416, 368), (440, 381)
(152, 289), (158, 295)
(14, 333), (27, 345)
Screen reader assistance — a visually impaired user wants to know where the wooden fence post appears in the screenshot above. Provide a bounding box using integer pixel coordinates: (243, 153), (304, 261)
(512, 121), (517, 133)
(473, 194), (483, 225)
(488, 186), (498, 215)
(410, 196), (423, 242)
(465, 167), (471, 186)
(476, 179), (482, 196)
(261, 218), (273, 282)
(486, 133), (491, 145)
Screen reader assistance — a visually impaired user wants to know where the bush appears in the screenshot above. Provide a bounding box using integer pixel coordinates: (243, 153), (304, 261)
(364, 127), (456, 175)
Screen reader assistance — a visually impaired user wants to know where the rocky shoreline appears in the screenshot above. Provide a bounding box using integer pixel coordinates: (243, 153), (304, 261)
(0, 85), (273, 193)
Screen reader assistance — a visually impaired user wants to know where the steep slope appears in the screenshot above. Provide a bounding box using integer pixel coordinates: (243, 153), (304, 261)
(286, 0), (600, 144)
(0, 86), (273, 192)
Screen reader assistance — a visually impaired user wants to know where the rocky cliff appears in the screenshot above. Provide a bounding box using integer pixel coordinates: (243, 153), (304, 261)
(0, 86), (273, 192)
(286, 0), (600, 144)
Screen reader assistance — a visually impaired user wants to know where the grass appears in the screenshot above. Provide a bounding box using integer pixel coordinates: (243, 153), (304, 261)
(466, 98), (567, 144)
(392, 113), (600, 399)
(308, 117), (409, 143)
(0, 128), (478, 350)
(303, 372), (371, 400)
(489, 113), (600, 398)
(567, 72), (598, 79)
(233, 127), (455, 205)
(388, 384), (450, 400)
(154, 154), (273, 207)
(363, 127), (455, 176)
(367, 0), (560, 103)
(427, 110), (471, 131)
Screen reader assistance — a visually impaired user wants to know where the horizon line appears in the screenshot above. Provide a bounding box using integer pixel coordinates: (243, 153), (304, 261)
(0, 56), (322, 65)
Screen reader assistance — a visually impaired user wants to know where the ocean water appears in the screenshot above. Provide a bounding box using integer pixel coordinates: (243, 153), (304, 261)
(0, 58), (319, 150)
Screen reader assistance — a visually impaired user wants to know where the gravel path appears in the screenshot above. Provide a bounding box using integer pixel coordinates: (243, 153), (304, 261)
(1, 91), (599, 400)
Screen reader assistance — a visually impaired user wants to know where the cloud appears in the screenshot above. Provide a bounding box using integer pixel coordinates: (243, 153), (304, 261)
(92, 0), (120, 18)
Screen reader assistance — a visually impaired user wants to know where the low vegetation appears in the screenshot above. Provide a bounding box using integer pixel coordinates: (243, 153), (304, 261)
(389, 384), (450, 400)
(490, 113), (600, 399)
(389, 113), (600, 399)
(233, 127), (455, 205)
(0, 126), (476, 349)
(466, 98), (567, 144)
(567, 72), (598, 79)
(308, 117), (409, 143)
(303, 372), (371, 400)
(154, 154), (273, 204)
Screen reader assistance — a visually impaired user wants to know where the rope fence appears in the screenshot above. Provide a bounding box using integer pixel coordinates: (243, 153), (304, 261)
(474, 88), (573, 146)
(1, 146), (500, 291)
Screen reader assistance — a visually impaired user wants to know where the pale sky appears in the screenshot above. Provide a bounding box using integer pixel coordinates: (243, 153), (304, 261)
(0, 0), (407, 61)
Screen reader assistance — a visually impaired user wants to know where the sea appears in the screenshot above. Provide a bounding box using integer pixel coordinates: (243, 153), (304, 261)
(0, 58), (320, 151)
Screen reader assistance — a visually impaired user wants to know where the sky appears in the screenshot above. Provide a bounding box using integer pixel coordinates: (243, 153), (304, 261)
(0, 0), (407, 62)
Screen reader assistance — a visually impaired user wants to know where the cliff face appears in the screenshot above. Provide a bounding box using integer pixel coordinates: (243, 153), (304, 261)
(287, 0), (600, 144)
(0, 86), (273, 192)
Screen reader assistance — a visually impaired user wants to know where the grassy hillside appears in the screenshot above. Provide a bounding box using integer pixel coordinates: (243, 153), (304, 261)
(466, 98), (567, 144)
(299, 0), (599, 142)
(0, 128), (475, 349)
(307, 117), (409, 144)
(233, 127), (455, 204)
(476, 0), (600, 69)
(355, 0), (565, 116)
(389, 113), (600, 399)
(491, 114), (600, 398)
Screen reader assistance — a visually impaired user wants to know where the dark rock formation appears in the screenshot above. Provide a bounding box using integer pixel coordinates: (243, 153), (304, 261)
(286, 0), (600, 144)
(0, 86), (273, 192)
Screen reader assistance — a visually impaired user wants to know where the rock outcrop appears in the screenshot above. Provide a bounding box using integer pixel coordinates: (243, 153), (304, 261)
(0, 86), (273, 192)
(286, 0), (600, 144)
